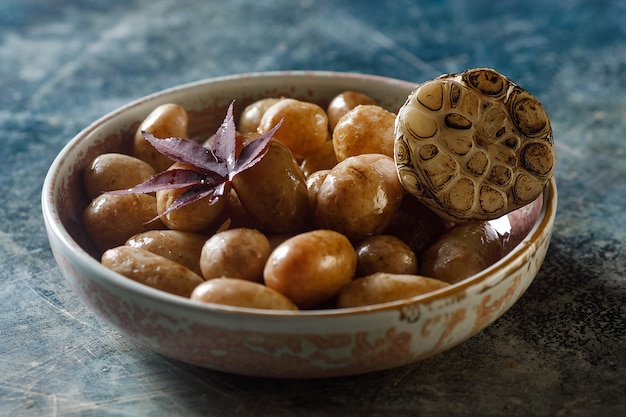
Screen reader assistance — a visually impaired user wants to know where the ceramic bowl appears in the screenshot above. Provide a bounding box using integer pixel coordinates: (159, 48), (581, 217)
(42, 71), (557, 378)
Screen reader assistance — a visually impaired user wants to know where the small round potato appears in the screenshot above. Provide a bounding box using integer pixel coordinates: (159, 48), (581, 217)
(384, 195), (451, 258)
(133, 103), (189, 172)
(83, 153), (156, 199)
(84, 193), (164, 251)
(354, 235), (418, 277)
(232, 139), (310, 234)
(305, 169), (330, 210)
(257, 98), (328, 158)
(327, 90), (378, 131)
(420, 222), (504, 284)
(238, 97), (282, 133)
(264, 229), (357, 309)
(336, 272), (449, 308)
(101, 246), (204, 298)
(200, 228), (271, 282)
(191, 278), (298, 310)
(314, 154), (404, 241)
(156, 162), (227, 232)
(332, 104), (396, 161)
(125, 230), (208, 276)
(300, 140), (337, 178)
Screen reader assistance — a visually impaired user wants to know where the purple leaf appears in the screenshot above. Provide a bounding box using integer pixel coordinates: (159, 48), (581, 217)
(107, 169), (217, 195)
(143, 132), (229, 177)
(158, 186), (219, 219)
(209, 101), (237, 172)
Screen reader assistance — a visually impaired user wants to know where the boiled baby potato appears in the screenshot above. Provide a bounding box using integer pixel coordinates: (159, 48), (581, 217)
(232, 139), (310, 234)
(299, 140), (338, 178)
(133, 103), (189, 172)
(125, 229), (207, 276)
(420, 222), (503, 284)
(84, 193), (164, 252)
(384, 195), (451, 258)
(200, 228), (270, 282)
(257, 98), (328, 158)
(327, 90), (378, 131)
(238, 97), (282, 133)
(314, 153), (404, 241)
(337, 272), (449, 308)
(264, 229), (357, 309)
(354, 234), (418, 277)
(332, 104), (396, 161)
(191, 278), (298, 310)
(83, 153), (156, 199)
(156, 162), (227, 232)
(101, 246), (204, 298)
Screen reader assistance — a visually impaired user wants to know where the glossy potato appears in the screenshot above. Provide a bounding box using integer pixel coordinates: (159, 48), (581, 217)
(83, 193), (164, 252)
(300, 140), (338, 178)
(191, 278), (298, 310)
(125, 229), (207, 276)
(101, 246), (204, 298)
(232, 139), (310, 234)
(156, 162), (227, 232)
(200, 228), (271, 282)
(238, 97), (282, 133)
(332, 104), (396, 161)
(384, 195), (451, 258)
(83, 153), (156, 199)
(257, 98), (328, 158)
(420, 222), (503, 283)
(305, 169), (330, 210)
(264, 230), (357, 309)
(133, 103), (189, 172)
(354, 235), (418, 277)
(314, 154), (404, 241)
(327, 90), (378, 131)
(337, 272), (449, 308)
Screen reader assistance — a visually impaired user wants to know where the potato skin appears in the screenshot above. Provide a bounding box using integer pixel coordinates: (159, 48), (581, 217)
(355, 235), (418, 277)
(125, 230), (207, 276)
(84, 153), (156, 199)
(300, 140), (337, 178)
(238, 97), (282, 133)
(337, 272), (449, 308)
(101, 246), (204, 298)
(191, 278), (298, 310)
(327, 90), (378, 131)
(264, 230), (357, 309)
(156, 162), (227, 232)
(200, 228), (270, 282)
(314, 154), (404, 241)
(133, 103), (188, 172)
(83, 193), (164, 252)
(332, 104), (396, 161)
(257, 98), (328, 158)
(384, 195), (451, 258)
(232, 139), (310, 234)
(420, 222), (503, 284)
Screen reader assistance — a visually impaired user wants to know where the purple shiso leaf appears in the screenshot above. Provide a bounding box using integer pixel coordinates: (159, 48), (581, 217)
(208, 181), (229, 204)
(232, 118), (283, 178)
(209, 101), (237, 172)
(107, 169), (217, 195)
(143, 132), (229, 177)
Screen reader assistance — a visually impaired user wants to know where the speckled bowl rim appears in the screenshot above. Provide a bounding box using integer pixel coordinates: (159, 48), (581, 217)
(42, 70), (557, 319)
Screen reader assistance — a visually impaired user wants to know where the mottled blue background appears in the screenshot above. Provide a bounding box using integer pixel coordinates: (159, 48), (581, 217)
(1, 0), (625, 416)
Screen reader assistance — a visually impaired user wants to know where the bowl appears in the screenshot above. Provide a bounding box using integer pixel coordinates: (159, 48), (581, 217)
(42, 71), (557, 378)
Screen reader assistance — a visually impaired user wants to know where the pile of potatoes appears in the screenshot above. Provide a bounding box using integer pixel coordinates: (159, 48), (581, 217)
(83, 91), (507, 310)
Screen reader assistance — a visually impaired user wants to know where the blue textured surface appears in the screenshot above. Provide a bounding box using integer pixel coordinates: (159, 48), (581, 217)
(1, 0), (625, 415)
